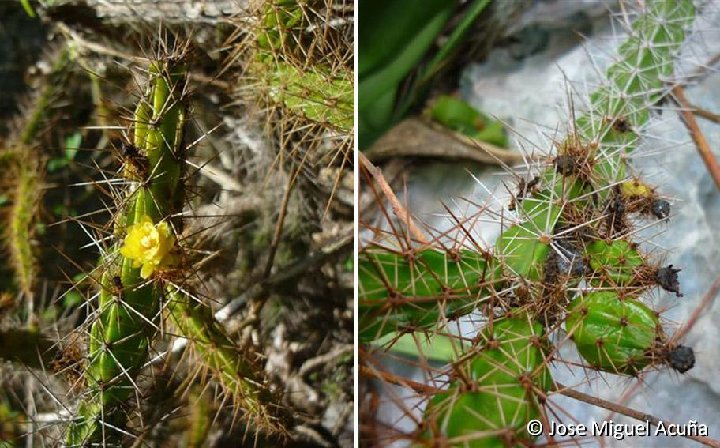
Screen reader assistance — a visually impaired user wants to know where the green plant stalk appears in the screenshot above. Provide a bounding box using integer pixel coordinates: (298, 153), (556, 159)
(6, 157), (41, 297)
(18, 47), (72, 146)
(66, 61), (186, 445)
(166, 287), (291, 435)
(184, 386), (211, 448)
(2, 46), (72, 297)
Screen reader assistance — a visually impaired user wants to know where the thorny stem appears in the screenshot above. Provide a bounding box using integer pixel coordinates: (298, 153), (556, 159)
(145, 232), (353, 367)
(605, 272), (720, 423)
(555, 383), (720, 448)
(672, 85), (720, 190)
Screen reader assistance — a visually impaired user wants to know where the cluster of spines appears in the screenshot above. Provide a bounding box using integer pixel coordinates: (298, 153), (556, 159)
(359, 1), (697, 446)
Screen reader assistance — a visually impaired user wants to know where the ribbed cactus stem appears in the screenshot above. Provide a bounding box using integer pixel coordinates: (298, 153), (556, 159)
(66, 60), (187, 446)
(2, 47), (72, 298)
(422, 312), (551, 446)
(359, 247), (490, 341)
(6, 156), (41, 297)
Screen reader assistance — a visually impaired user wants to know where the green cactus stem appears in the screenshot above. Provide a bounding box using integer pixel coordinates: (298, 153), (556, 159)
(66, 59), (187, 446)
(359, 247), (490, 342)
(358, 2), (697, 443)
(565, 291), (661, 375)
(421, 313), (551, 447)
(166, 286), (291, 436)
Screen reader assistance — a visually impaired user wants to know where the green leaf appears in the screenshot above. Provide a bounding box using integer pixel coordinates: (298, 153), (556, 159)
(358, 0), (455, 148)
(64, 132), (82, 161)
(428, 95), (509, 147)
(47, 158), (68, 172)
(20, 0), (36, 18)
(374, 331), (469, 362)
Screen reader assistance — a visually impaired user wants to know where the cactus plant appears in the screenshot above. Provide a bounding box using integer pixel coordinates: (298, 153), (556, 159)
(65, 58), (189, 445)
(360, 1), (704, 446)
(66, 57), (289, 445)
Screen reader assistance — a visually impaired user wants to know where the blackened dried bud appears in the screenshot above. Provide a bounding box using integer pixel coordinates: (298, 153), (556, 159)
(667, 345), (695, 373)
(657, 264), (683, 297)
(651, 199), (670, 220)
(554, 155), (578, 175)
(121, 141), (141, 158)
(608, 195), (626, 215)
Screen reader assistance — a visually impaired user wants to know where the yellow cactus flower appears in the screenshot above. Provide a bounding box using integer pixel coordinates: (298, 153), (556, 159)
(120, 216), (175, 279)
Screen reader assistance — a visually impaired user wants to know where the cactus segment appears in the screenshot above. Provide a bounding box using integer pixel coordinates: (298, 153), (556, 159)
(587, 239), (644, 286)
(422, 314), (551, 447)
(470, 314), (552, 389)
(256, 0), (304, 62)
(265, 62), (353, 131)
(496, 199), (560, 281)
(581, 0), (695, 140)
(166, 287), (291, 436)
(252, 0), (353, 132)
(66, 59), (187, 445)
(359, 248), (490, 342)
(6, 156), (42, 296)
(565, 292), (660, 375)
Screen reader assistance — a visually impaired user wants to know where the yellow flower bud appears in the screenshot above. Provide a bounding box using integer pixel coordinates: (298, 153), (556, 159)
(621, 179), (653, 198)
(120, 216), (175, 279)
